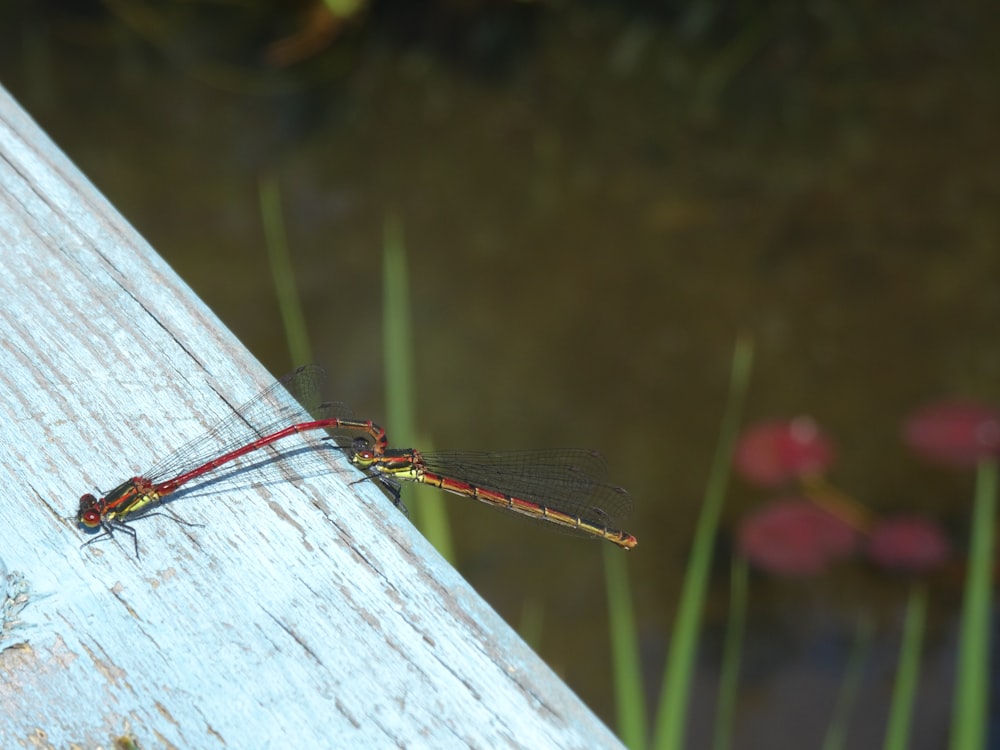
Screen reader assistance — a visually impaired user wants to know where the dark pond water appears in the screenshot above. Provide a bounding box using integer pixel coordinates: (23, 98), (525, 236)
(2, 3), (997, 747)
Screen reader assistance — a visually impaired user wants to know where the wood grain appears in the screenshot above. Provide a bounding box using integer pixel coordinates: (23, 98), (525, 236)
(0, 83), (623, 749)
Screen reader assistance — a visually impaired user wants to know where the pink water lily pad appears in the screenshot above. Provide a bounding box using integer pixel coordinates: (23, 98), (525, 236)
(866, 516), (951, 573)
(733, 417), (836, 487)
(738, 499), (858, 576)
(903, 401), (1000, 468)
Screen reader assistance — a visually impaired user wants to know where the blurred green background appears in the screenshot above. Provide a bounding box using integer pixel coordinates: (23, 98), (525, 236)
(2, 1), (997, 746)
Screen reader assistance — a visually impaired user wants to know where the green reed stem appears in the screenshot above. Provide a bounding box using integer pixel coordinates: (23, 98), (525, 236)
(949, 459), (996, 750)
(652, 336), (754, 750)
(382, 215), (455, 561)
(259, 176), (312, 365)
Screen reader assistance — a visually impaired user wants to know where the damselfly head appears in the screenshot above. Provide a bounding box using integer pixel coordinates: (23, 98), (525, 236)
(352, 448), (377, 468)
(77, 495), (103, 529)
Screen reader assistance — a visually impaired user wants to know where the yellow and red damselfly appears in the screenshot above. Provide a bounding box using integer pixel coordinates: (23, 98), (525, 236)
(77, 365), (638, 554)
(349, 443), (637, 550)
(76, 365), (385, 556)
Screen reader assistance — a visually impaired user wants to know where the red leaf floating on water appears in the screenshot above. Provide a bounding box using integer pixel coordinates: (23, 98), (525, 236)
(903, 401), (1000, 468)
(866, 516), (951, 573)
(733, 417), (836, 487)
(738, 499), (858, 576)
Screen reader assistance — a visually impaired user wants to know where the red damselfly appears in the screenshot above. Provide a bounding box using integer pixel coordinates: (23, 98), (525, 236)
(77, 365), (384, 555)
(78, 365), (637, 554)
(349, 442), (637, 550)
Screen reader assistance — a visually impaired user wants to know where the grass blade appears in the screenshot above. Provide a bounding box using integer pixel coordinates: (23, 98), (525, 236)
(883, 583), (926, 750)
(653, 336), (754, 750)
(822, 615), (874, 750)
(382, 215), (455, 561)
(258, 175), (312, 365)
(712, 555), (749, 750)
(949, 459), (997, 750)
(604, 543), (646, 750)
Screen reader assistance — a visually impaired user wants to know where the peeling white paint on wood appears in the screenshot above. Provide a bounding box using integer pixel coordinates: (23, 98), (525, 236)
(0, 84), (624, 749)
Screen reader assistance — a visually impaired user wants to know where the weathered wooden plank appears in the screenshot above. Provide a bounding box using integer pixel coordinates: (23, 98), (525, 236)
(0, 83), (624, 749)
